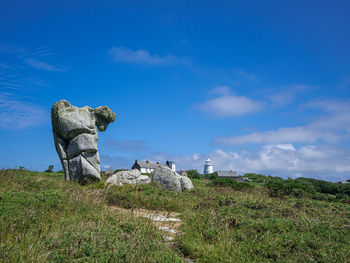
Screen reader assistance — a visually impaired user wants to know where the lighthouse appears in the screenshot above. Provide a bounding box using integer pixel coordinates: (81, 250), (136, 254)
(203, 158), (213, 174)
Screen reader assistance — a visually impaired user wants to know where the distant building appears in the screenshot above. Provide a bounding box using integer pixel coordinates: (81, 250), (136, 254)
(203, 158), (213, 174)
(132, 159), (160, 174)
(132, 159), (176, 173)
(217, 170), (238, 178)
(217, 170), (248, 182)
(166, 160), (176, 172)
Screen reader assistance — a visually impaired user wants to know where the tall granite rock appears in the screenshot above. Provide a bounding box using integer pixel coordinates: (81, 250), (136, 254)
(51, 100), (116, 184)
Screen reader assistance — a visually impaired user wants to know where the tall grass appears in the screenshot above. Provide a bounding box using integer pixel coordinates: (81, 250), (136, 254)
(1, 170), (350, 262)
(0, 169), (183, 262)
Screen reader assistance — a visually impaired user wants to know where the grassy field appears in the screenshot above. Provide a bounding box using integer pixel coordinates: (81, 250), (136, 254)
(1, 169), (350, 262)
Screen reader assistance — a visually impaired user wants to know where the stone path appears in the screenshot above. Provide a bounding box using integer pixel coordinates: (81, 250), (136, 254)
(109, 207), (181, 242)
(108, 206), (193, 262)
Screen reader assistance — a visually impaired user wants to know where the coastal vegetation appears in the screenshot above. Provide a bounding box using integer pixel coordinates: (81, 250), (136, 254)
(1, 169), (349, 262)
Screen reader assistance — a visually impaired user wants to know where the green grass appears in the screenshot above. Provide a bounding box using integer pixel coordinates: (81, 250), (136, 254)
(176, 186), (350, 263)
(105, 178), (350, 263)
(106, 183), (195, 212)
(1, 170), (350, 262)
(0, 170), (183, 262)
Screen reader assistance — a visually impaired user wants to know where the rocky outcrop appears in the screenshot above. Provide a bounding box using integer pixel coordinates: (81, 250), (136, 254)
(152, 166), (194, 192)
(51, 100), (116, 184)
(106, 169), (151, 186)
(179, 176), (194, 191)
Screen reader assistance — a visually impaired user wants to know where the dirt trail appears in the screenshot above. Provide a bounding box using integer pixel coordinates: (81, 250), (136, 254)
(107, 205), (193, 262)
(87, 189), (194, 262)
(108, 206), (182, 242)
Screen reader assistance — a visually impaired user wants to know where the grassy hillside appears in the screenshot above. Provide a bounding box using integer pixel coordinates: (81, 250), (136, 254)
(1, 169), (350, 262)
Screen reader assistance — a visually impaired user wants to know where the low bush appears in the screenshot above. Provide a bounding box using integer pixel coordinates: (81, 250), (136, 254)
(186, 170), (202, 179)
(245, 173), (350, 202)
(266, 180), (314, 198)
(211, 178), (253, 191)
(187, 170), (218, 180)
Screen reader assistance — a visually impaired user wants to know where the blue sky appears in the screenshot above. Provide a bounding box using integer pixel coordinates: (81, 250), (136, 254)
(1, 0), (350, 181)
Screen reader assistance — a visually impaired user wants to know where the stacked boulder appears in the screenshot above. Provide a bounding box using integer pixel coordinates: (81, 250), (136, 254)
(51, 100), (116, 184)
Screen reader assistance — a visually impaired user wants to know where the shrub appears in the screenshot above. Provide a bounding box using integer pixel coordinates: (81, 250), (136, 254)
(187, 170), (218, 180)
(211, 178), (253, 191)
(244, 173), (267, 183)
(187, 170), (203, 179)
(205, 172), (218, 180)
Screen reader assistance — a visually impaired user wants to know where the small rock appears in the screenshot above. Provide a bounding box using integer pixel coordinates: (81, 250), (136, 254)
(158, 226), (177, 234)
(164, 236), (174, 241)
(142, 214), (181, 222)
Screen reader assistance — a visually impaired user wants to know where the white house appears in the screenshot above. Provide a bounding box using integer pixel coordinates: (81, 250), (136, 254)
(132, 159), (160, 174)
(132, 159), (176, 173)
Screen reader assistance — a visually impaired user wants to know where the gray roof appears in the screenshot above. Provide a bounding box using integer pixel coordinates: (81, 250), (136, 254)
(217, 171), (238, 177)
(134, 160), (160, 169)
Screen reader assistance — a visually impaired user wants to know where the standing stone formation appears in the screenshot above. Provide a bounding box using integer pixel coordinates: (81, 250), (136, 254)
(51, 100), (116, 184)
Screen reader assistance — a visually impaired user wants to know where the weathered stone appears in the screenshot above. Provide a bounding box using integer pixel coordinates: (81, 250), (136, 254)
(51, 101), (96, 140)
(68, 155), (100, 183)
(106, 169), (151, 186)
(81, 151), (101, 173)
(138, 175), (152, 184)
(61, 160), (69, 181)
(67, 133), (98, 158)
(180, 176), (194, 191)
(152, 166), (194, 192)
(152, 166), (182, 192)
(51, 100), (115, 184)
(53, 131), (68, 160)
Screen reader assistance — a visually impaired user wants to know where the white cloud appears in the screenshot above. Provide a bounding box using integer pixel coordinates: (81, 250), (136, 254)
(192, 153), (201, 160)
(0, 94), (48, 129)
(108, 47), (190, 66)
(25, 58), (63, 72)
(208, 85), (232, 96)
(151, 144), (350, 182)
(267, 84), (314, 107)
(195, 87), (264, 117)
(0, 44), (62, 94)
(216, 99), (350, 145)
(215, 126), (339, 145)
(231, 68), (257, 81)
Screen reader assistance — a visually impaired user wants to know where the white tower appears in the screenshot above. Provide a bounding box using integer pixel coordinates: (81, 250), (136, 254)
(203, 158), (213, 174)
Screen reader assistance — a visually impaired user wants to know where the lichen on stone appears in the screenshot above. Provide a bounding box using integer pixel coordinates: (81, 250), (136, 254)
(51, 100), (116, 184)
